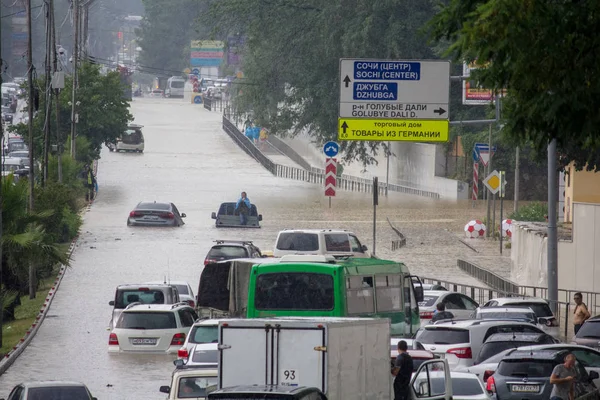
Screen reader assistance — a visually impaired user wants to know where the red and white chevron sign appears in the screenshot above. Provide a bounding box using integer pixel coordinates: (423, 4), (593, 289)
(325, 158), (337, 197)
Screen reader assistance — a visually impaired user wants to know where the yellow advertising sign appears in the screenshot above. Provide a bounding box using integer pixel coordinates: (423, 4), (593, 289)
(191, 40), (224, 49)
(338, 119), (449, 142)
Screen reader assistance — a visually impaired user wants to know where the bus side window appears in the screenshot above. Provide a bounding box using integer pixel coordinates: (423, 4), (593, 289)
(375, 275), (401, 312)
(346, 276), (374, 314)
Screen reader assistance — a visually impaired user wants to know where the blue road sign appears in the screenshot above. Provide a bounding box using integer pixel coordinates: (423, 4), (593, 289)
(191, 68), (200, 75)
(475, 143), (497, 153)
(323, 141), (339, 157)
(193, 95), (203, 104)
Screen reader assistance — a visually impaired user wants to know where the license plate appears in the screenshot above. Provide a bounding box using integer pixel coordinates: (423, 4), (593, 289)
(511, 385), (539, 393)
(131, 338), (157, 345)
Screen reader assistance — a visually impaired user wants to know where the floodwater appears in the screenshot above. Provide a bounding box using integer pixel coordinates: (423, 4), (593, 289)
(0, 97), (509, 398)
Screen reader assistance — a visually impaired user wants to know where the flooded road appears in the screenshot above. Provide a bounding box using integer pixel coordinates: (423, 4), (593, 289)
(0, 97), (506, 398)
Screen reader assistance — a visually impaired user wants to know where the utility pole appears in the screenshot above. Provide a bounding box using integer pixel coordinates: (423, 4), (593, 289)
(514, 146), (520, 213)
(486, 123), (492, 236)
(26, 0), (36, 300)
(547, 139), (559, 313)
(43, 0), (52, 187)
(70, 0), (79, 159)
(0, 46), (4, 348)
(50, 0), (62, 183)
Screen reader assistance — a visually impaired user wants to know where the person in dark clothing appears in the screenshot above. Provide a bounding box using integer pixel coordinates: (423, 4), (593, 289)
(235, 191), (251, 225)
(431, 302), (455, 323)
(392, 340), (414, 400)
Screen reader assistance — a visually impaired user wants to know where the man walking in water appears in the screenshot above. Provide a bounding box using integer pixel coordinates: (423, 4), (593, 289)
(235, 191), (251, 225)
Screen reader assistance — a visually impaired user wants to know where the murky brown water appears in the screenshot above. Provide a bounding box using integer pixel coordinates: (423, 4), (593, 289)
(0, 97), (511, 398)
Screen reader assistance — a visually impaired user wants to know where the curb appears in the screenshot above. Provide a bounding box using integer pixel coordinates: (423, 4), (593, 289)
(0, 159), (99, 376)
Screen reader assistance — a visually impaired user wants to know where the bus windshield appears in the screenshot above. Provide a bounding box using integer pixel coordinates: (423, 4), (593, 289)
(255, 272), (334, 311)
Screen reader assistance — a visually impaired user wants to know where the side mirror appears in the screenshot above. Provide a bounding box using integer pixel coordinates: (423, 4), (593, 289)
(361, 244), (368, 252)
(258, 214), (263, 221)
(173, 358), (185, 368)
(109, 300), (114, 306)
(211, 212), (217, 219)
(538, 317), (548, 325)
(414, 286), (424, 303)
(159, 386), (170, 394)
(181, 213), (186, 218)
(589, 371), (599, 381)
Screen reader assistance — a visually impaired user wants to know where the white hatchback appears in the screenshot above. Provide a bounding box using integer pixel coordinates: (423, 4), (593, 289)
(108, 303), (198, 354)
(145, 280), (196, 308)
(177, 319), (221, 359)
(419, 290), (479, 327)
(480, 297), (560, 338)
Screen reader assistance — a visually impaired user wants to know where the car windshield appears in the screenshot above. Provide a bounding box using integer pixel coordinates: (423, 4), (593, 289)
(576, 320), (600, 338)
(121, 129), (143, 144)
(178, 377), (218, 399)
(136, 202), (170, 210)
(114, 289), (168, 308)
(255, 272), (334, 310)
(419, 295), (439, 307)
(497, 359), (556, 377)
(27, 386), (90, 399)
(477, 311), (536, 321)
(117, 311), (176, 329)
(416, 328), (470, 345)
(207, 246), (248, 259)
(506, 302), (553, 317)
(475, 341), (539, 364)
(429, 378), (483, 396)
(276, 232), (319, 251)
(191, 348), (218, 364)
(174, 284), (189, 295)
(190, 325), (219, 344)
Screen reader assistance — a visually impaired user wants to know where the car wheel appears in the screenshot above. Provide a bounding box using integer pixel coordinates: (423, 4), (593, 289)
(127, 220), (131, 226)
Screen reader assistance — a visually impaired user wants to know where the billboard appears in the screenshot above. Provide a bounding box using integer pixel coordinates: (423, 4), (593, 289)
(462, 62), (494, 105)
(190, 40), (224, 67)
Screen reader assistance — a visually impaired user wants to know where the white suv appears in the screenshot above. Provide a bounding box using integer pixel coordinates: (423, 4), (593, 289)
(273, 229), (369, 258)
(480, 297), (560, 338)
(108, 303), (198, 354)
(414, 319), (545, 370)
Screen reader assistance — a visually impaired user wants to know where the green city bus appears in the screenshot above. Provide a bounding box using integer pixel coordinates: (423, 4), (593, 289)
(245, 256), (423, 337)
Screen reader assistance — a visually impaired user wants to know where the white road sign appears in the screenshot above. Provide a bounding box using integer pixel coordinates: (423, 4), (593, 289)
(339, 59), (450, 120)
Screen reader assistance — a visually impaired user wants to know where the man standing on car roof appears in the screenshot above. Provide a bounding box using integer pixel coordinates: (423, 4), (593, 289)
(235, 191), (251, 225)
(549, 353), (576, 400)
(391, 340), (413, 400)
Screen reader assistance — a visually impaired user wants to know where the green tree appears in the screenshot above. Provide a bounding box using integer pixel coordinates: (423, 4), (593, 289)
(203, 0), (438, 165)
(429, 0), (600, 171)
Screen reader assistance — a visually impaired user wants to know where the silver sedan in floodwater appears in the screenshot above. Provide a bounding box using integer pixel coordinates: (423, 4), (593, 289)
(127, 201), (186, 227)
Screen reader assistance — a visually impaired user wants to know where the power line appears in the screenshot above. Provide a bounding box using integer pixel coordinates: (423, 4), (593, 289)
(1, 4), (42, 18)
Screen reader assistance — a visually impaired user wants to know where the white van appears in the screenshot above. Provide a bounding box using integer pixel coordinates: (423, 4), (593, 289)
(273, 229), (369, 258)
(165, 76), (186, 98)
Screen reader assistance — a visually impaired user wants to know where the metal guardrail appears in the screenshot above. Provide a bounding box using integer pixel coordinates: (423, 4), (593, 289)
(267, 135), (312, 170)
(387, 217), (407, 250)
(222, 116), (276, 174)
(203, 96), (212, 111)
(457, 259), (520, 294)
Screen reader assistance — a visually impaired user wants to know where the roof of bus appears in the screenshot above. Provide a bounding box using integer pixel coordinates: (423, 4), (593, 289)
(251, 257), (410, 275)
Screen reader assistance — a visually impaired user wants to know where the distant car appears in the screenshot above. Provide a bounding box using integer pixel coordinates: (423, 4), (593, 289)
(412, 278), (447, 291)
(273, 229), (369, 258)
(418, 290), (479, 326)
(390, 338), (436, 371)
(159, 365), (218, 399)
(149, 89), (164, 97)
(177, 343), (218, 368)
(144, 280), (195, 308)
(108, 124), (144, 153)
(481, 297), (560, 337)
(472, 332), (558, 365)
(572, 315), (600, 348)
(177, 319), (221, 359)
(127, 201), (186, 227)
(211, 202), (262, 228)
(473, 306), (538, 324)
(8, 150), (29, 165)
(108, 303), (198, 354)
(487, 349), (600, 399)
(204, 240), (263, 265)
(412, 371), (491, 400)
(4, 381), (97, 399)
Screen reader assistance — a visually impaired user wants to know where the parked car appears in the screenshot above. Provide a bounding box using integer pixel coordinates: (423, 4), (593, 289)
(108, 284), (181, 329)
(3, 381), (97, 399)
(207, 386), (327, 400)
(107, 123), (145, 153)
(390, 338), (436, 371)
(412, 371), (491, 400)
(204, 240), (262, 265)
(177, 343), (218, 368)
(273, 229), (369, 258)
(415, 320), (546, 370)
(127, 201), (186, 227)
(481, 297), (560, 337)
(486, 349), (600, 399)
(177, 319), (221, 359)
(573, 315), (600, 349)
(473, 306), (538, 324)
(473, 332), (558, 365)
(144, 280), (195, 308)
(211, 202), (262, 228)
(7, 150), (29, 165)
(108, 303), (198, 354)
(159, 366), (218, 399)
(418, 291), (479, 326)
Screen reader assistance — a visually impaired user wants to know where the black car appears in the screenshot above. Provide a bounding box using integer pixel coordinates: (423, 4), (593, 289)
(487, 349), (600, 399)
(208, 385), (326, 400)
(474, 332), (559, 365)
(127, 201), (186, 227)
(204, 240), (262, 265)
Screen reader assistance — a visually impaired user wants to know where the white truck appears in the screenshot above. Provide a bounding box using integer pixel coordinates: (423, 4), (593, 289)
(216, 317), (452, 400)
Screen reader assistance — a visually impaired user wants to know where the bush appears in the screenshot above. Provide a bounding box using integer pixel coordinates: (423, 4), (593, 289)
(47, 155), (85, 191)
(509, 202), (548, 222)
(60, 206), (82, 242)
(34, 182), (82, 243)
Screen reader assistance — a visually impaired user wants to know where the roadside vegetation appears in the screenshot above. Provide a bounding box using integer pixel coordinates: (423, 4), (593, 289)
(0, 62), (132, 352)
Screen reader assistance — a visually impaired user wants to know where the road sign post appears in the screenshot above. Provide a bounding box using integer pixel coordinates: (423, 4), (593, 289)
(472, 162), (479, 203)
(338, 59), (450, 142)
(323, 141), (339, 158)
(499, 171), (506, 254)
(373, 177), (378, 256)
(325, 158), (337, 208)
